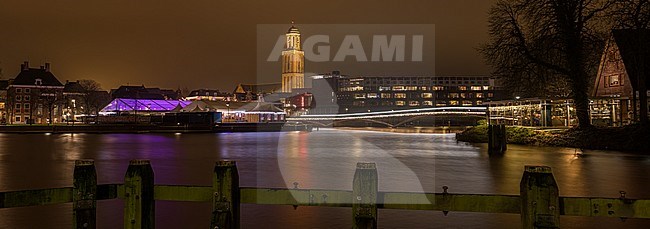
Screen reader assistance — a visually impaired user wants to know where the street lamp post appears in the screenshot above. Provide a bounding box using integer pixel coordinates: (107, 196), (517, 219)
(72, 99), (76, 127)
(486, 99), (492, 125)
(226, 102), (230, 123)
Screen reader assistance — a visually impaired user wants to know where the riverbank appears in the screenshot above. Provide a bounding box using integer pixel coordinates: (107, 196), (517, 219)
(456, 124), (650, 152)
(0, 122), (309, 134)
(336, 126), (469, 134)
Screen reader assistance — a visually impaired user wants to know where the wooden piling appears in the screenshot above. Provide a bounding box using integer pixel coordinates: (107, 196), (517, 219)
(488, 125), (507, 154)
(73, 160), (97, 229)
(211, 160), (240, 229)
(124, 160), (155, 229)
(352, 163), (378, 229)
(520, 166), (560, 229)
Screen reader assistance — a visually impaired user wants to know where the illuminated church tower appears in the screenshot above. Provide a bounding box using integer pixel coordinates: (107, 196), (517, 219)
(281, 22), (305, 93)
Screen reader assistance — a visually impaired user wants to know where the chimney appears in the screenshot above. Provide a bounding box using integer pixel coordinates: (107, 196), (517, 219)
(22, 61), (29, 71)
(45, 63), (51, 72)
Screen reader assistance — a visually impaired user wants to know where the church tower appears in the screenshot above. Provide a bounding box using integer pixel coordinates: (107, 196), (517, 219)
(281, 22), (305, 93)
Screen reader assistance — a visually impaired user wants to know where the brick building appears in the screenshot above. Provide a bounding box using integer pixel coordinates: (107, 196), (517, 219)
(7, 62), (64, 124)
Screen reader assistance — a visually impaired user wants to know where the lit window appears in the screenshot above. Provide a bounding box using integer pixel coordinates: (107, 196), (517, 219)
(449, 93), (459, 99)
(609, 75), (621, 87)
(422, 93), (433, 98)
(463, 101), (473, 106)
(460, 93), (467, 99)
(381, 101), (393, 106)
(406, 86), (418, 91)
(432, 86), (445, 91)
(354, 94), (366, 99)
(483, 86), (490, 90)
(436, 102), (447, 107)
(367, 93), (378, 99)
(381, 93), (392, 99)
(392, 86), (406, 91)
(423, 101), (433, 106)
(379, 86), (391, 91)
(449, 100), (459, 105)
(476, 93), (484, 98)
(458, 86), (468, 91)
(420, 86), (428, 91)
(476, 101), (483, 105)
(471, 86), (482, 91)
(395, 93), (407, 99)
(396, 101), (406, 106)
(409, 101), (420, 106)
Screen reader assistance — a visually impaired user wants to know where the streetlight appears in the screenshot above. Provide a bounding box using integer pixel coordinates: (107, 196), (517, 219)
(71, 99), (76, 126)
(226, 102), (230, 123)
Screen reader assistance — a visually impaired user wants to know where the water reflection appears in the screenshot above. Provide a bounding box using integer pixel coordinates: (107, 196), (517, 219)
(0, 129), (649, 228)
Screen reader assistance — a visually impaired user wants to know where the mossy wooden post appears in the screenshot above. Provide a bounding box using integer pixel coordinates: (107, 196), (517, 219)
(73, 160), (97, 229)
(124, 160), (155, 229)
(352, 163), (378, 229)
(520, 166), (560, 229)
(211, 160), (240, 229)
(488, 125), (507, 154)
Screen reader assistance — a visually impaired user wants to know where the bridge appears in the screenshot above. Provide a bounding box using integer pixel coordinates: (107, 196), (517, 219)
(287, 107), (488, 128)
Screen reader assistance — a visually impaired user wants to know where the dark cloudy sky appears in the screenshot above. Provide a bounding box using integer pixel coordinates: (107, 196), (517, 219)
(0, 0), (496, 91)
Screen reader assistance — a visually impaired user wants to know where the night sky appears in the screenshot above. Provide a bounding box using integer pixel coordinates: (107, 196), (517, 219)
(0, 0), (496, 91)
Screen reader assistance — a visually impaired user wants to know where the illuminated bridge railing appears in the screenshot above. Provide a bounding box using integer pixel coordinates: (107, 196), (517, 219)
(288, 107), (487, 121)
(1, 160), (649, 229)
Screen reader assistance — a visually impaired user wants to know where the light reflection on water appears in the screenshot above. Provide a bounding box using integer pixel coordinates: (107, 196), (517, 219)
(0, 129), (649, 228)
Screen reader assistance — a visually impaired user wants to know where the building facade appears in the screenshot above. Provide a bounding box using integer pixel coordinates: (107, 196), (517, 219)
(185, 89), (233, 101)
(233, 83), (282, 102)
(312, 74), (500, 113)
(592, 29), (650, 126)
(7, 62), (65, 124)
(0, 79), (9, 124)
(110, 85), (181, 100)
(281, 23), (305, 93)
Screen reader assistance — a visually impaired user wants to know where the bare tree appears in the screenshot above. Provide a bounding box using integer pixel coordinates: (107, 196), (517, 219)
(613, 0), (650, 28)
(78, 79), (106, 118)
(611, 0), (650, 125)
(181, 86), (190, 98)
(481, 0), (615, 128)
(40, 87), (62, 125)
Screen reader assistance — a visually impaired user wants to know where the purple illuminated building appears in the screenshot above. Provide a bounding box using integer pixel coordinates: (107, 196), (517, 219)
(100, 98), (191, 114)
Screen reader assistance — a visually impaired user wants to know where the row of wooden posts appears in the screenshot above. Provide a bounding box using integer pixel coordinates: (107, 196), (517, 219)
(1, 159), (648, 229)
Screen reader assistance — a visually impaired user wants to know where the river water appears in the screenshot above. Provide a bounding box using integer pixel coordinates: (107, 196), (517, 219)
(0, 129), (649, 228)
